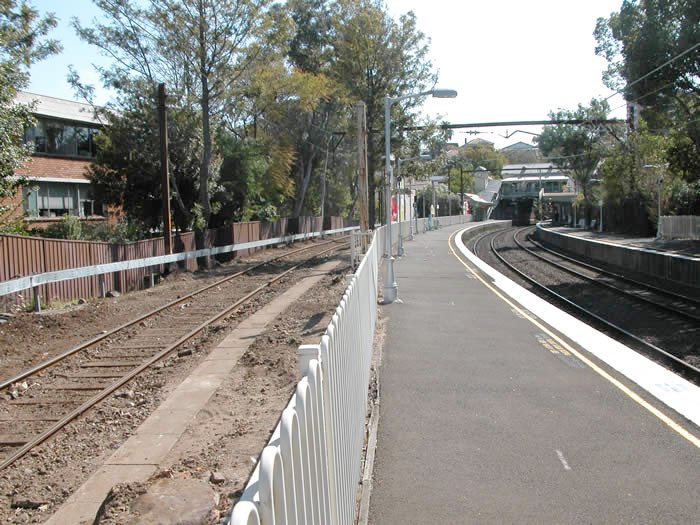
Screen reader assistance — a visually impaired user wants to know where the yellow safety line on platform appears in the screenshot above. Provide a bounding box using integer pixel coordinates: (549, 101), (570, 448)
(448, 231), (700, 450)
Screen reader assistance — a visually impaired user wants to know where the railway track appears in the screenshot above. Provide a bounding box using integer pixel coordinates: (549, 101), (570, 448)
(0, 237), (348, 470)
(468, 227), (700, 384)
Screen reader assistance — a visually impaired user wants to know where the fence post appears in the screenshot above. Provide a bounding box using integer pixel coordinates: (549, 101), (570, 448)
(298, 344), (320, 379)
(33, 286), (41, 313)
(99, 274), (106, 298)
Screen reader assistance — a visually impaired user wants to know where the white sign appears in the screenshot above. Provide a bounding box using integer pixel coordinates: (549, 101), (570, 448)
(430, 175), (447, 182)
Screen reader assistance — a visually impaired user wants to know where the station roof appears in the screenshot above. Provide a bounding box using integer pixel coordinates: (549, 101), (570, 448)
(501, 175), (570, 183)
(464, 193), (497, 207)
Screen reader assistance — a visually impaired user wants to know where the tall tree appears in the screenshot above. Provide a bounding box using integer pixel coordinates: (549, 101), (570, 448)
(594, 0), (699, 170)
(283, 0), (348, 218)
(0, 0), (60, 227)
(332, 0), (437, 227)
(86, 94), (202, 231)
(74, 0), (275, 248)
(536, 99), (617, 222)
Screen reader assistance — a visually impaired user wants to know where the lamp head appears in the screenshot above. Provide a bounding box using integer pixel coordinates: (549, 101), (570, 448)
(430, 89), (458, 99)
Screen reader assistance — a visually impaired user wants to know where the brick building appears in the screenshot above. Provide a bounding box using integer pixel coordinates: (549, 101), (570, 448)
(7, 91), (109, 228)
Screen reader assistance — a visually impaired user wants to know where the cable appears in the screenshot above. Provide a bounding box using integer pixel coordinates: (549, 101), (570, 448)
(604, 42), (699, 103)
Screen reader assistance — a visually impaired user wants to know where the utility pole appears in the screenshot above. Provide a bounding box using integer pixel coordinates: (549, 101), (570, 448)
(460, 165), (464, 214)
(356, 102), (369, 236)
(158, 83), (172, 255)
(448, 167), (452, 217)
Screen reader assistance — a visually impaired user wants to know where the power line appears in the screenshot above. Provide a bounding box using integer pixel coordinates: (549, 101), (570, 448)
(604, 42), (700, 103)
(400, 118), (625, 132)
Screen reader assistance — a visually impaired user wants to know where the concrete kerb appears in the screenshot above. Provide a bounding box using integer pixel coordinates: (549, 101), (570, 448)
(356, 315), (384, 525)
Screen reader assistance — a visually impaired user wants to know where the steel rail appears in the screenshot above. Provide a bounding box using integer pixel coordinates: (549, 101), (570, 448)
(528, 228), (700, 306)
(0, 237), (346, 391)
(0, 243), (344, 470)
(488, 229), (700, 384)
(512, 228), (700, 322)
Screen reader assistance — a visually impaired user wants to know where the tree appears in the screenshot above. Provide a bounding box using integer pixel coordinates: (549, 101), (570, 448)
(536, 99), (618, 223)
(86, 93), (202, 232)
(74, 0), (276, 251)
(599, 124), (669, 233)
(0, 0), (60, 227)
(332, 0), (437, 227)
(594, 0), (699, 172)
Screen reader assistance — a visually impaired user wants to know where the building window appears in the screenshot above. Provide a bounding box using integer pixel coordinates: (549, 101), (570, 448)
(24, 182), (103, 218)
(24, 119), (99, 158)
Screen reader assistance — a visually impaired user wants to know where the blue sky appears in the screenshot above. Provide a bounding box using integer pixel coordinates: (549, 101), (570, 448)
(27, 0), (627, 148)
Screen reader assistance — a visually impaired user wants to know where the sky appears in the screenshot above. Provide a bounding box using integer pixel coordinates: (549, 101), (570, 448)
(26, 0), (628, 149)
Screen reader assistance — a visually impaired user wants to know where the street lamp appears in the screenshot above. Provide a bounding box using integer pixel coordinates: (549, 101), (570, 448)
(396, 153), (431, 256)
(382, 88), (457, 303)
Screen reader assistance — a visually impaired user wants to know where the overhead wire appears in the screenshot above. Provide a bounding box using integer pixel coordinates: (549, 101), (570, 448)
(603, 42), (699, 104)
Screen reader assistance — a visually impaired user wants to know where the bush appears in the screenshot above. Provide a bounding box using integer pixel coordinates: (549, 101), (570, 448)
(42, 215), (84, 240)
(32, 218), (146, 243)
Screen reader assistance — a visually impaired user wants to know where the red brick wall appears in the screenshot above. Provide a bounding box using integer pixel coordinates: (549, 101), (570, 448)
(2, 191), (25, 222)
(17, 155), (91, 180)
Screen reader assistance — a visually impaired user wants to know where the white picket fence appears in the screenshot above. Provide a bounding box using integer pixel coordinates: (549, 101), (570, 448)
(229, 228), (379, 525)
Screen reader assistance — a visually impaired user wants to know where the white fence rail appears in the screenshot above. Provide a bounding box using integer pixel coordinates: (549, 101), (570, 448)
(659, 215), (700, 240)
(229, 229), (379, 525)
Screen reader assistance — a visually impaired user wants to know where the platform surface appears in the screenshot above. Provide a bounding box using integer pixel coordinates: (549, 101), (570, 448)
(369, 222), (700, 524)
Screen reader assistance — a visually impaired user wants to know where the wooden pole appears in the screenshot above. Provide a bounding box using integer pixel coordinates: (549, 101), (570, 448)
(158, 83), (173, 255)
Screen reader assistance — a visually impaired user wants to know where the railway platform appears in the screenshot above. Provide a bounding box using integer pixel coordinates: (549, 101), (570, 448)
(368, 221), (700, 524)
(546, 225), (700, 257)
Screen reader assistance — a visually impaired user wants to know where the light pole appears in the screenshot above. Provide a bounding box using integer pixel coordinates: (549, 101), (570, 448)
(397, 154), (431, 256)
(382, 88), (457, 303)
(643, 164), (666, 239)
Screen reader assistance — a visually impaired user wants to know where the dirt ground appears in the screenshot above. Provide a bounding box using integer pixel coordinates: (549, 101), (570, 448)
(0, 246), (357, 524)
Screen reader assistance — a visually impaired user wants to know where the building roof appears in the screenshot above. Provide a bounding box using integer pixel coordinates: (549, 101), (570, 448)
(465, 138), (494, 147)
(501, 175), (570, 183)
(500, 141), (536, 151)
(501, 163), (560, 174)
(15, 90), (102, 125)
(464, 193), (497, 207)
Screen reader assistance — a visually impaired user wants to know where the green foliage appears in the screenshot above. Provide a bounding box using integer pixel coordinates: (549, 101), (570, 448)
(44, 214), (83, 239)
(0, 0), (60, 226)
(32, 216), (144, 242)
(213, 136), (285, 224)
(331, 0), (437, 226)
(536, 99), (617, 210)
(594, 0), (699, 175)
(454, 143), (507, 184)
(599, 124), (667, 233)
(0, 217), (29, 235)
(86, 93), (201, 232)
(74, 0), (276, 241)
